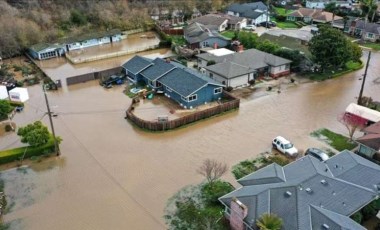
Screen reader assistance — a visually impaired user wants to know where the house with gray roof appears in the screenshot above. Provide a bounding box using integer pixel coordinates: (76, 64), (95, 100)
(29, 43), (66, 60)
(197, 48), (291, 87)
(189, 14), (229, 32)
(122, 56), (224, 109)
(226, 2), (269, 25)
(345, 19), (380, 42)
(184, 22), (231, 49)
(219, 150), (380, 230)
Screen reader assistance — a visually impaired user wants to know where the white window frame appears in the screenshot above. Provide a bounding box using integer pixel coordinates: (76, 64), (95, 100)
(166, 86), (173, 92)
(181, 96), (187, 101)
(188, 94), (197, 102)
(367, 33), (374, 38)
(214, 87), (222, 94)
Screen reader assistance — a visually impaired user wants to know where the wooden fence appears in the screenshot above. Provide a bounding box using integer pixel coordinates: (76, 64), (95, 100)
(126, 91), (240, 131)
(66, 67), (122, 85)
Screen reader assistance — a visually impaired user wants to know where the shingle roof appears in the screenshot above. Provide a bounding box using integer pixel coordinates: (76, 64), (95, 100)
(159, 68), (208, 97)
(310, 205), (366, 230)
(288, 8), (341, 23)
(238, 163), (285, 186)
(190, 14), (228, 31)
(122, 56), (153, 75)
(356, 134), (380, 151)
(184, 22), (230, 44)
(363, 121), (380, 134)
(354, 20), (380, 35)
(219, 151), (380, 230)
(227, 2), (268, 19)
(201, 49), (291, 78)
(140, 58), (176, 81)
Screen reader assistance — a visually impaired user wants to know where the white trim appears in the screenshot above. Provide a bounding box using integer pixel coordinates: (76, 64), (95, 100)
(214, 87), (222, 94)
(188, 94), (197, 102)
(166, 86), (173, 92)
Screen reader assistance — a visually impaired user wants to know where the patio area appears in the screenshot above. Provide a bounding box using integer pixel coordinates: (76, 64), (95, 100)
(131, 94), (221, 121)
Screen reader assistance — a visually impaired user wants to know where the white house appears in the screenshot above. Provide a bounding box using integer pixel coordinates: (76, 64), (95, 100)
(0, 85), (8, 100)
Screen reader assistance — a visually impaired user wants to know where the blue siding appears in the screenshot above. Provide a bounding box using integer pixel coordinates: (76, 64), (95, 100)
(201, 37), (230, 48)
(163, 84), (222, 109)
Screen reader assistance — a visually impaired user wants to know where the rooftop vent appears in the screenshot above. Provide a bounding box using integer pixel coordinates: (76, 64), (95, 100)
(322, 224), (330, 229)
(305, 188), (313, 194)
(335, 164), (339, 168)
(285, 191), (292, 197)
(321, 179), (328, 185)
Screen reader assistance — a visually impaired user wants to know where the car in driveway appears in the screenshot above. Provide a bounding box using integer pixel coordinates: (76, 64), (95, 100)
(243, 25), (257, 31)
(259, 21), (276, 28)
(305, 148), (329, 161)
(272, 136), (298, 157)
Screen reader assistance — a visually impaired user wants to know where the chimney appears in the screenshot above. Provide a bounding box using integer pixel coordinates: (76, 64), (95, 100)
(237, 45), (244, 53)
(214, 42), (218, 49)
(230, 198), (248, 230)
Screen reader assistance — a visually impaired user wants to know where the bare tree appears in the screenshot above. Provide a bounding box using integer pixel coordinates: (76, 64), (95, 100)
(338, 112), (367, 140)
(197, 159), (228, 184)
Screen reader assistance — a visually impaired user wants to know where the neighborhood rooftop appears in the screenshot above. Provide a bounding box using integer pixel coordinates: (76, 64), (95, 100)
(219, 150), (380, 230)
(121, 55), (153, 75)
(189, 14), (228, 31)
(227, 2), (268, 19)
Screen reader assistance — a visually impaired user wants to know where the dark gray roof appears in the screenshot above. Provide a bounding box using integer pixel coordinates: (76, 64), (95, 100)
(159, 68), (208, 97)
(219, 151), (380, 230)
(310, 205), (366, 230)
(140, 58), (176, 81)
(238, 163), (285, 186)
(190, 14), (228, 31)
(201, 49), (291, 78)
(122, 56), (153, 75)
(227, 2), (268, 19)
(184, 22), (230, 44)
(354, 20), (380, 35)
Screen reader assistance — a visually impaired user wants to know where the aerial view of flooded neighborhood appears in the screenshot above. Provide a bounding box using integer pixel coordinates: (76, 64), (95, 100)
(1, 0), (380, 229)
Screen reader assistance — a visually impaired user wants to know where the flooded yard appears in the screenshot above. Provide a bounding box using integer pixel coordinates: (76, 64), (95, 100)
(0, 51), (379, 229)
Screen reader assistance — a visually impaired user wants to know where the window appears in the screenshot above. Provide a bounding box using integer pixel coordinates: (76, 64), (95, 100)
(367, 33), (374, 38)
(188, 94), (197, 102)
(156, 82), (162, 87)
(214, 87), (222, 94)
(166, 86), (172, 92)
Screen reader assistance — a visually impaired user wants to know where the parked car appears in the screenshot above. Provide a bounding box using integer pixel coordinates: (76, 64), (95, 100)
(15, 106), (24, 112)
(272, 136), (298, 157)
(243, 25), (257, 31)
(305, 148), (329, 161)
(259, 21), (276, 28)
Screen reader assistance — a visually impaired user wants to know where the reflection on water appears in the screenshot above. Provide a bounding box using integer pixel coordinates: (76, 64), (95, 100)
(0, 51), (379, 230)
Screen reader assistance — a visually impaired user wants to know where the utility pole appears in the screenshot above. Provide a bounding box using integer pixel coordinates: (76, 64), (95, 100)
(358, 51), (371, 105)
(43, 85), (60, 156)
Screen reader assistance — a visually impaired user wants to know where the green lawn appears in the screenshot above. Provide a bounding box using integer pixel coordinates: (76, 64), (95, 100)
(311, 128), (357, 151)
(275, 21), (299, 29)
(273, 7), (294, 16)
(221, 30), (236, 39)
(306, 61), (363, 81)
(171, 35), (186, 46)
(360, 42), (380, 51)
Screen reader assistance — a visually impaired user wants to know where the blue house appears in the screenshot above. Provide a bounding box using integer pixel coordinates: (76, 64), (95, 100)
(122, 56), (224, 109)
(121, 56), (153, 83)
(140, 58), (176, 88)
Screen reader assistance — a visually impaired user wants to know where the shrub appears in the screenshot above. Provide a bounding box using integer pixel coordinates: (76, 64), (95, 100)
(4, 124), (12, 132)
(226, 86), (233, 92)
(201, 180), (234, 206)
(249, 79), (256, 85)
(207, 60), (216, 66)
(351, 211), (363, 224)
(275, 15), (287, 22)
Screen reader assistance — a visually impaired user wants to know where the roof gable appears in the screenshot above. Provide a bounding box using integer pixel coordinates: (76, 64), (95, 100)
(238, 163), (285, 186)
(140, 58), (176, 81)
(122, 56), (153, 75)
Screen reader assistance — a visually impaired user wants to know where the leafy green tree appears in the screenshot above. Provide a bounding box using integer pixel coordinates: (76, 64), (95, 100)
(201, 180), (234, 206)
(238, 31), (259, 49)
(17, 121), (50, 147)
(256, 40), (280, 53)
(256, 213), (283, 230)
(275, 49), (303, 70)
(309, 25), (362, 70)
(0, 100), (13, 120)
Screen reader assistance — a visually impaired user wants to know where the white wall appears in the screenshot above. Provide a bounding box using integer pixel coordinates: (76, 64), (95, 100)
(198, 58), (209, 68)
(306, 1), (325, 9)
(270, 65), (289, 75)
(219, 20), (229, 32)
(253, 13), (268, 25)
(0, 86), (8, 100)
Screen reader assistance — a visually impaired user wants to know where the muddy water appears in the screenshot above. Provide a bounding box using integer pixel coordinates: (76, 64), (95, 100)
(1, 51), (379, 230)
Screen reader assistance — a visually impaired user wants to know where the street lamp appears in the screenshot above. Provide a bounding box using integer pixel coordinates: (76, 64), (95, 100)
(43, 84), (60, 156)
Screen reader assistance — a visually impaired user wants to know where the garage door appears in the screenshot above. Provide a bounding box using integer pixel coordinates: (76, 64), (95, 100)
(229, 75), (248, 88)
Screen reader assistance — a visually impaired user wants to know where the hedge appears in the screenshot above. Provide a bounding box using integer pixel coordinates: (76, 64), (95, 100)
(0, 137), (56, 164)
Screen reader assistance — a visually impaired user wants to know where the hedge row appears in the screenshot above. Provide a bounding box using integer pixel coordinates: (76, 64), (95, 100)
(0, 137), (55, 164)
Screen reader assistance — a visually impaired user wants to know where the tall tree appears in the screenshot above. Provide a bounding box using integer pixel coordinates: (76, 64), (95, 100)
(338, 113), (367, 140)
(309, 25), (362, 71)
(0, 100), (12, 121)
(360, 0), (378, 41)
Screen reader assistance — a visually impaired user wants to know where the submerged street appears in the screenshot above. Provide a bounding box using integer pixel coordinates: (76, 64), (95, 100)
(0, 51), (379, 230)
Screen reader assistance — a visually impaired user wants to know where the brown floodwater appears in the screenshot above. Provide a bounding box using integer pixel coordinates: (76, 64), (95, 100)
(0, 51), (379, 229)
